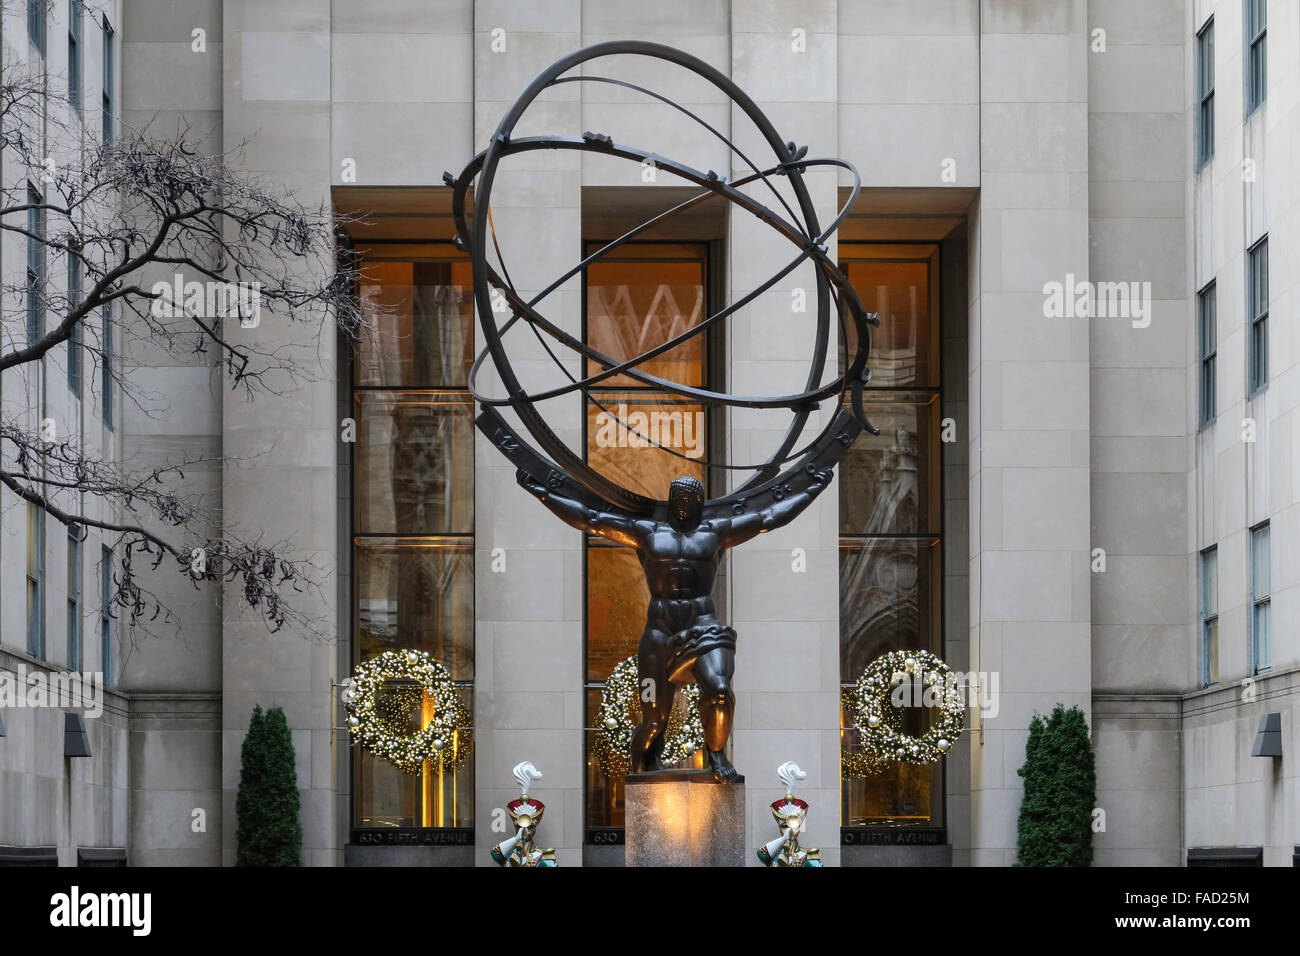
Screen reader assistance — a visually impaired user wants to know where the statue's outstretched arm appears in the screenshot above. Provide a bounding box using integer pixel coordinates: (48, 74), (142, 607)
(720, 479), (828, 548)
(517, 469), (647, 548)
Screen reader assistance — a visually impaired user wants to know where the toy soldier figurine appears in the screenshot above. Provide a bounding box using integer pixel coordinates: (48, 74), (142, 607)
(490, 761), (557, 867)
(518, 471), (827, 783)
(757, 761), (822, 867)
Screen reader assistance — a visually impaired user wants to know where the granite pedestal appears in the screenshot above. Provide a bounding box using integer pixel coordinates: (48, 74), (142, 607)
(624, 771), (746, 867)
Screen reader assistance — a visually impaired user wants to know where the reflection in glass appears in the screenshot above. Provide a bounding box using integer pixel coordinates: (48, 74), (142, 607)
(840, 539), (943, 827)
(839, 394), (940, 536)
(585, 691), (625, 829)
(841, 257), (937, 387)
(356, 257), (473, 388)
(354, 538), (474, 681)
(355, 391), (473, 535)
(585, 256), (704, 388)
(840, 722), (935, 827)
(586, 393), (705, 500)
(587, 541), (648, 682)
(840, 539), (941, 681)
(355, 685), (474, 829)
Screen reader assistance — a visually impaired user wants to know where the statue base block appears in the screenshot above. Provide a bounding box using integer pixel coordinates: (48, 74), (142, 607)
(624, 771), (746, 867)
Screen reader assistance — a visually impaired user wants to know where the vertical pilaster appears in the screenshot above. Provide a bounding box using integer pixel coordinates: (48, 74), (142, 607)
(472, 0), (584, 867)
(729, 0), (841, 867)
(969, 0), (1093, 865)
(220, 0), (338, 867)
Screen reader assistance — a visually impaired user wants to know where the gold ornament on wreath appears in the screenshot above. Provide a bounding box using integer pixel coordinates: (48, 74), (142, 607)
(346, 650), (473, 775)
(594, 655), (705, 777)
(851, 650), (964, 767)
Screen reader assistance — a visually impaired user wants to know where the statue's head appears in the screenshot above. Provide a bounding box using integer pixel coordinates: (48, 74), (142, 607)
(668, 475), (705, 529)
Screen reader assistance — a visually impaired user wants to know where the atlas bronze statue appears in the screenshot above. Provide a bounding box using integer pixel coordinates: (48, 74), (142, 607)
(451, 41), (876, 784)
(519, 471), (826, 782)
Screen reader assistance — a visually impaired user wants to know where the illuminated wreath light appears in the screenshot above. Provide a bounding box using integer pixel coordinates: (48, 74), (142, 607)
(850, 650), (964, 768)
(594, 656), (705, 777)
(347, 650), (473, 775)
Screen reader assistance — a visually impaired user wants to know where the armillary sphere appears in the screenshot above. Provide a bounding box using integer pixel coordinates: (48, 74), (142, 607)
(447, 40), (878, 521)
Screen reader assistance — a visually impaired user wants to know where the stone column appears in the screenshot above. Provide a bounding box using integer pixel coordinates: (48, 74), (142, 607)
(1085, 0), (1187, 866)
(471, 0), (585, 867)
(220, 0), (339, 867)
(119, 0), (224, 867)
(968, 0), (1093, 865)
(729, 0), (841, 867)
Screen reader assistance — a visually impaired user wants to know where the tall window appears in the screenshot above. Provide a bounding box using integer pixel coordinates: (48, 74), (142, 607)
(101, 547), (114, 685)
(27, 503), (45, 659)
(102, 302), (113, 427)
(1250, 522), (1270, 674)
(351, 243), (474, 833)
(1199, 547), (1218, 687)
(68, 254), (82, 396)
(1196, 18), (1214, 168)
(28, 0), (45, 55)
(839, 244), (943, 829)
(1244, 0), (1266, 116)
(1197, 282), (1216, 426)
(68, 1), (82, 114)
(102, 16), (115, 144)
(67, 531), (82, 670)
(1247, 237), (1268, 396)
(27, 184), (44, 345)
(582, 241), (715, 839)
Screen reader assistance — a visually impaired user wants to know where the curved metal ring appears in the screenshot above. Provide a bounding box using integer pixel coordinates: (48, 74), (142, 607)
(454, 40), (873, 515)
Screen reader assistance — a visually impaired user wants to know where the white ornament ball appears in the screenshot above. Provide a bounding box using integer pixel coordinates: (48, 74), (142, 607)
(605, 717), (618, 730)
(867, 715), (881, 729)
(938, 738), (951, 752)
(433, 738), (445, 751)
(348, 716), (359, 728)
(904, 657), (916, 671)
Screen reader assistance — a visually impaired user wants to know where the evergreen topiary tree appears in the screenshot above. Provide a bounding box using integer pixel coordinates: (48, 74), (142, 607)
(1016, 703), (1095, 867)
(236, 705), (302, 867)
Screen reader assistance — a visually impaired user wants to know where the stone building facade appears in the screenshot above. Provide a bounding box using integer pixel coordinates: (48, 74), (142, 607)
(0, 0), (1296, 867)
